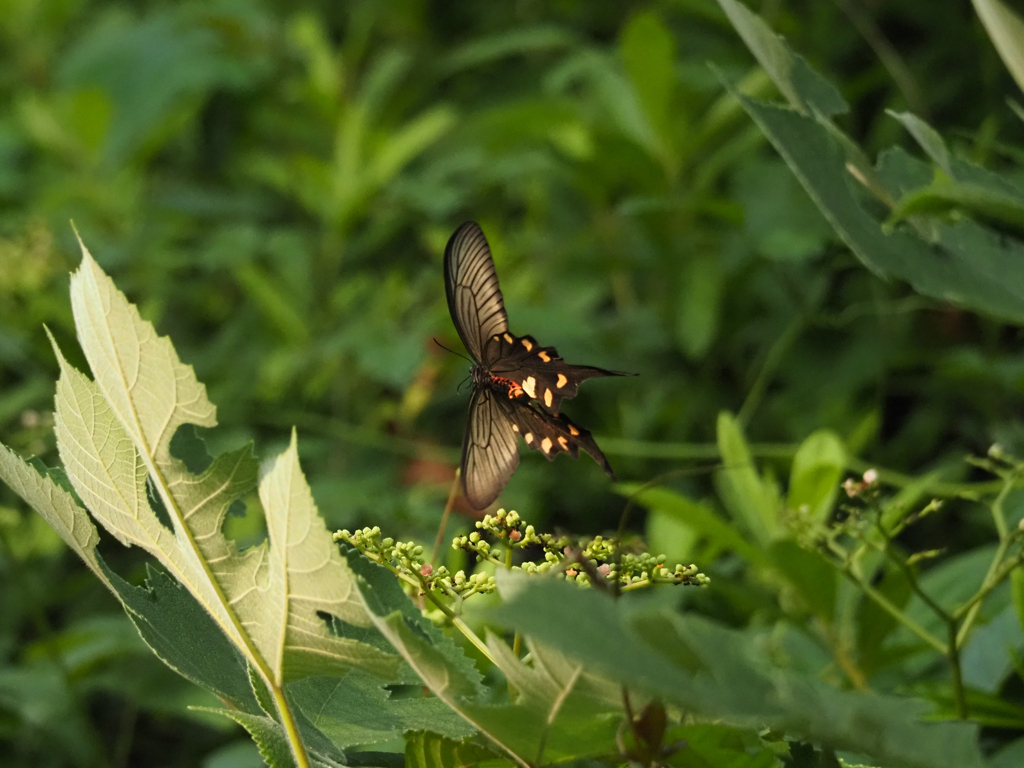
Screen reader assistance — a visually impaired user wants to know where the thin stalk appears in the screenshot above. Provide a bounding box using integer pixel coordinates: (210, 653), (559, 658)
(948, 620), (968, 719)
(840, 567), (946, 654)
(956, 472), (1018, 645)
(738, 315), (804, 427)
(418, 583), (496, 666)
(432, 472), (461, 565)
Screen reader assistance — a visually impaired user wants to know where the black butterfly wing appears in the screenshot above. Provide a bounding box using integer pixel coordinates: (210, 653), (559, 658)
(482, 332), (636, 415)
(499, 396), (616, 479)
(460, 387), (520, 510)
(444, 222), (509, 364)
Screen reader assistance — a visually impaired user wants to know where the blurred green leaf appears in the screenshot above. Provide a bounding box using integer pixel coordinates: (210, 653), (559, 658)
(714, 0), (847, 118)
(675, 255), (723, 359)
(787, 430), (845, 522)
(972, 0), (1024, 94)
(490, 575), (987, 768)
(728, 88), (1024, 323)
(1012, 567), (1024, 639)
(0, 664), (102, 767)
(620, 11), (676, 164)
(714, 411), (778, 546)
(769, 540), (837, 621)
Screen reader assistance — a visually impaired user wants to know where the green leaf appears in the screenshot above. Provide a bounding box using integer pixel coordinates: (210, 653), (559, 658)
(404, 732), (501, 768)
(441, 26), (577, 73)
(107, 563), (262, 715)
(348, 548), (623, 764)
(0, 664), (103, 766)
(787, 430), (845, 522)
(726, 89), (1024, 323)
(196, 709), (297, 768)
(972, 0), (1024, 94)
(961, 605), (1023, 693)
(887, 181), (1024, 232)
(671, 724), (777, 768)
(714, 411), (778, 545)
(855, 562), (914, 676)
(1012, 567), (1024, 639)
(474, 632), (622, 757)
(289, 672), (475, 748)
(769, 540), (837, 621)
(714, 0), (847, 118)
(645, 505), (699, 564)
(488, 575), (987, 768)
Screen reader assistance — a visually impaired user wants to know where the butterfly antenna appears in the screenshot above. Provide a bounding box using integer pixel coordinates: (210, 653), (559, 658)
(433, 338), (473, 364)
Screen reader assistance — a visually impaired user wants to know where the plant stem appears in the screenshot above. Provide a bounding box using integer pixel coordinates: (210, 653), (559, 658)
(432, 472), (461, 565)
(948, 620), (967, 719)
(956, 471), (1020, 646)
(738, 314), (804, 427)
(272, 682), (312, 768)
(840, 567), (946, 654)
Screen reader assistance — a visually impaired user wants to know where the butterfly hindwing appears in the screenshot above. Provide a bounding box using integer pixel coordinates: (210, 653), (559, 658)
(482, 332), (633, 414)
(444, 222), (509, 364)
(461, 387), (520, 510)
(497, 396), (616, 479)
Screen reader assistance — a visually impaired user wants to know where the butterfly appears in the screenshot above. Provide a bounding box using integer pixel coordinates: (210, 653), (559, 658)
(444, 221), (634, 510)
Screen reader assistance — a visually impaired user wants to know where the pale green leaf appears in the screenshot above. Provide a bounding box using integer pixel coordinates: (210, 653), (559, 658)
(69, 236), (217, 468)
(973, 0), (1024, 95)
(0, 439), (110, 590)
(256, 432), (395, 682)
(53, 240), (397, 692)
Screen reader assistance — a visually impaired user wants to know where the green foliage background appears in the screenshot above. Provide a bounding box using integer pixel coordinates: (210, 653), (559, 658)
(2, 0), (1024, 765)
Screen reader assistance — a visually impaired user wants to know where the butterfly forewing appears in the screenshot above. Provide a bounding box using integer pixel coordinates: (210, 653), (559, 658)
(444, 222), (509, 363)
(461, 388), (520, 510)
(483, 332), (633, 415)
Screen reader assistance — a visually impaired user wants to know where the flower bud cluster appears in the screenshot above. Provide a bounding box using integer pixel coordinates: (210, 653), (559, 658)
(334, 526), (496, 598)
(453, 514), (709, 590)
(337, 511), (709, 605)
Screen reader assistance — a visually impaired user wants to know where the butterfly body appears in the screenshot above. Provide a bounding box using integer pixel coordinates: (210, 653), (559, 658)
(445, 222), (634, 510)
